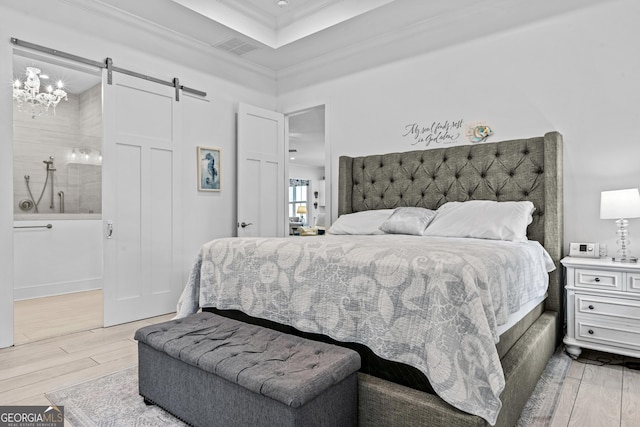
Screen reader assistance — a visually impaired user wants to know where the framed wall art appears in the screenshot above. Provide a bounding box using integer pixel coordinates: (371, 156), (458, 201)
(197, 146), (221, 191)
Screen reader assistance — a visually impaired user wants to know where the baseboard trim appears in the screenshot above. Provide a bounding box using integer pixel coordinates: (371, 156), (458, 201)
(14, 278), (102, 301)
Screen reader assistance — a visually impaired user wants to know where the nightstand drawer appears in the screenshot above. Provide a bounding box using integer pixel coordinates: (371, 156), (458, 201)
(628, 273), (640, 294)
(574, 268), (622, 291)
(576, 295), (640, 322)
(563, 257), (640, 358)
(576, 320), (640, 350)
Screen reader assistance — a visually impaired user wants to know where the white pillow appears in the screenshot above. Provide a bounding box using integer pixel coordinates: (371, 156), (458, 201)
(328, 209), (394, 235)
(423, 200), (535, 242)
(379, 207), (437, 235)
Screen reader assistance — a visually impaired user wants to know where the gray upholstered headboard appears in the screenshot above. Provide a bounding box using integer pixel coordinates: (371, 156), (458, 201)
(338, 131), (564, 315)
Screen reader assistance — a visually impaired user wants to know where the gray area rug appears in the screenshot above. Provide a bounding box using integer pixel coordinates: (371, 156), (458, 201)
(47, 349), (571, 427)
(47, 366), (188, 427)
(516, 348), (572, 427)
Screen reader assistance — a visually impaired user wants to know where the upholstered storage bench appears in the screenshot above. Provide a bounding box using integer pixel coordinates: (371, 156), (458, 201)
(134, 312), (361, 427)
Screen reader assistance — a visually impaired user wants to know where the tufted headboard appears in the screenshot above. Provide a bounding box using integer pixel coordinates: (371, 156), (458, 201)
(338, 131), (563, 315)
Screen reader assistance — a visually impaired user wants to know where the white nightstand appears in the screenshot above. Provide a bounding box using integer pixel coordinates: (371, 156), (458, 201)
(562, 256), (640, 358)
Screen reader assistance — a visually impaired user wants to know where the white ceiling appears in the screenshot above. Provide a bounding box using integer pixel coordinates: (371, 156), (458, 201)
(171, 0), (395, 49)
(96, 0), (603, 75)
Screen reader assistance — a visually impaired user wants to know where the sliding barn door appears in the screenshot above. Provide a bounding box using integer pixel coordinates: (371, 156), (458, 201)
(237, 103), (285, 237)
(102, 72), (182, 326)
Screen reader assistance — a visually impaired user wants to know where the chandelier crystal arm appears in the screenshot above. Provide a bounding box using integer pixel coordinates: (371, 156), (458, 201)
(12, 66), (67, 119)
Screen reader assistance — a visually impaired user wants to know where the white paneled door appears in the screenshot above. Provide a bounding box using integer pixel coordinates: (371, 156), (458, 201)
(237, 103), (285, 237)
(102, 72), (182, 326)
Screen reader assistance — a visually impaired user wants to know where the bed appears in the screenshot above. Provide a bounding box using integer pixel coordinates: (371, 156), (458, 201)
(176, 131), (564, 426)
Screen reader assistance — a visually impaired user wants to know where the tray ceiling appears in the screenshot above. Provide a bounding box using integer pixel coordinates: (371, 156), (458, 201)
(95, 0), (604, 74)
(173, 0), (395, 48)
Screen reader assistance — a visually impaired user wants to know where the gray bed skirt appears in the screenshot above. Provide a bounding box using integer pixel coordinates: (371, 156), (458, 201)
(357, 312), (557, 427)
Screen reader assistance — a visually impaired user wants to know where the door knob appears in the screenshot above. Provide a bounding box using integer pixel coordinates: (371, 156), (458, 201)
(240, 222), (253, 228)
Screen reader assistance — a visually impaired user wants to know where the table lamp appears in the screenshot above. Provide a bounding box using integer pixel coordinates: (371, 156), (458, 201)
(600, 188), (640, 262)
(297, 205), (307, 225)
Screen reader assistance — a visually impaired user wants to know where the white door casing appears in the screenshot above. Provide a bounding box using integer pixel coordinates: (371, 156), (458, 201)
(102, 71), (183, 326)
(237, 103), (285, 237)
(0, 53), (13, 348)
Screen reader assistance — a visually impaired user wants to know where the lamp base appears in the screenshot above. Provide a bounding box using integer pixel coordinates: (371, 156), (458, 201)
(612, 256), (638, 263)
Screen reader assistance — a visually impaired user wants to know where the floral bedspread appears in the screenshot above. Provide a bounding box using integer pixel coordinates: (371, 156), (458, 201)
(176, 234), (554, 425)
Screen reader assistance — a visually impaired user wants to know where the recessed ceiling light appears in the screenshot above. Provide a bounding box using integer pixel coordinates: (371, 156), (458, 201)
(277, 0), (289, 8)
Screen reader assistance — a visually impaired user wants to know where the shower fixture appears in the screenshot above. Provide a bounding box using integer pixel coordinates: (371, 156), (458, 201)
(23, 156), (57, 213)
(24, 175), (38, 213)
(43, 157), (56, 171)
(18, 199), (34, 211)
(43, 156), (56, 209)
(58, 191), (65, 213)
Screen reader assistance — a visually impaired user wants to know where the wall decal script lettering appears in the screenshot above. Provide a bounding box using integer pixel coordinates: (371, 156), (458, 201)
(402, 119), (464, 146)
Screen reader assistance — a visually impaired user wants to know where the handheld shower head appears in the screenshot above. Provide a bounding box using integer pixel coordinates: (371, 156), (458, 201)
(43, 156), (56, 171)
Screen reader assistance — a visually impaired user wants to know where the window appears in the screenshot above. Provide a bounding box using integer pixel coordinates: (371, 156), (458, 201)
(289, 179), (309, 221)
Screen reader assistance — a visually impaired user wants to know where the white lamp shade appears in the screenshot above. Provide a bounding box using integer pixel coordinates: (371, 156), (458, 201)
(600, 188), (640, 219)
(297, 205), (307, 215)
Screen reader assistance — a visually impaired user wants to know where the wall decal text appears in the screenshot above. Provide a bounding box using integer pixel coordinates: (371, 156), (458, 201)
(402, 119), (464, 147)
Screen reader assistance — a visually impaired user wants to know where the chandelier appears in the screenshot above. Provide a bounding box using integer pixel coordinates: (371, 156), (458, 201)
(13, 67), (67, 119)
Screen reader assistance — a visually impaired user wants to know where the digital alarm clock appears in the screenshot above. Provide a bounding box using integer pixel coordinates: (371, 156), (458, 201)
(569, 242), (600, 258)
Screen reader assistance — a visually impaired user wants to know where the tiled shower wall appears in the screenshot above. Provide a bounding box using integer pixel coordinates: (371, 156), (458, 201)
(13, 83), (102, 215)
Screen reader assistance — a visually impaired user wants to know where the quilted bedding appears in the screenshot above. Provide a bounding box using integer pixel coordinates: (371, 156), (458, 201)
(176, 234), (555, 425)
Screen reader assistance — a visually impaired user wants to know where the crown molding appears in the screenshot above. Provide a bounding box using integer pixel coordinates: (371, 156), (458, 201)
(275, 0), (604, 93)
(213, 0), (341, 31)
(215, 0), (276, 28)
(276, 1), (340, 28)
(275, 6), (458, 91)
(58, 0), (277, 84)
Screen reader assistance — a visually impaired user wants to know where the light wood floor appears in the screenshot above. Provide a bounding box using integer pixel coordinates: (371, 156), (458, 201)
(13, 289), (104, 345)
(551, 348), (640, 427)
(3, 292), (640, 426)
(3, 291), (174, 426)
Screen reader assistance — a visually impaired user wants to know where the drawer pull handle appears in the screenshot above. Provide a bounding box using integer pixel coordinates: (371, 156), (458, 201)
(594, 277), (600, 283)
(588, 305), (595, 310)
(588, 329), (594, 335)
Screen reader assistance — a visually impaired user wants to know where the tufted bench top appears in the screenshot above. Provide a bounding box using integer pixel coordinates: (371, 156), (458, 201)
(134, 312), (361, 408)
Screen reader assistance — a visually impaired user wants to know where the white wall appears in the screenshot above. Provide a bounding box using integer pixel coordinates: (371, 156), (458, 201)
(13, 220), (102, 300)
(279, 0), (640, 253)
(0, 0), (278, 346)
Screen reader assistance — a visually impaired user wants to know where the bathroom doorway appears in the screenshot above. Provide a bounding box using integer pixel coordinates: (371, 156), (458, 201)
(12, 51), (104, 344)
